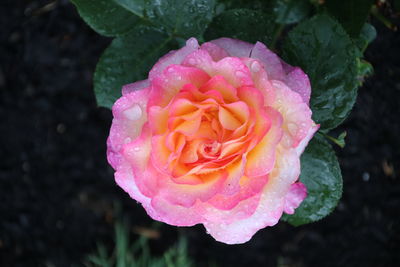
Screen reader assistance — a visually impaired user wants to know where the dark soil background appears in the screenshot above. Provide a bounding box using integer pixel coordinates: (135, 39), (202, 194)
(1, 1), (399, 266)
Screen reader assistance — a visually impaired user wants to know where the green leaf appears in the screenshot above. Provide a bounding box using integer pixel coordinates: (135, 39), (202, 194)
(282, 134), (343, 226)
(322, 131), (347, 148)
(114, 0), (216, 39)
(213, 0), (272, 10)
(283, 14), (358, 130)
(204, 9), (275, 45)
(94, 26), (175, 108)
(273, 0), (312, 24)
(356, 58), (374, 86)
(70, 0), (140, 37)
(325, 0), (374, 37)
(354, 23), (377, 55)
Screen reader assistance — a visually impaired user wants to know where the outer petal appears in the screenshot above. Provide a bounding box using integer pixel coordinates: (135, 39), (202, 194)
(122, 79), (149, 96)
(107, 87), (150, 169)
(242, 58), (275, 106)
(183, 50), (254, 88)
(284, 182), (307, 214)
(150, 196), (204, 226)
(200, 42), (229, 61)
(204, 147), (301, 244)
(149, 38), (200, 81)
(210, 37), (254, 57)
(122, 124), (158, 197)
(284, 66), (311, 105)
(271, 80), (315, 149)
(250, 42), (285, 81)
(157, 170), (228, 208)
(295, 123), (320, 155)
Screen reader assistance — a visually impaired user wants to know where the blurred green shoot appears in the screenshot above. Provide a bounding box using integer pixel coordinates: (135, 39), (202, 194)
(322, 131), (347, 148)
(85, 221), (194, 267)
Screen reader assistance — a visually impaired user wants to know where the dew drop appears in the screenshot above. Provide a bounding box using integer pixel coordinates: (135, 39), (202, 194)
(133, 147), (140, 152)
(123, 104), (142, 121)
(124, 137), (131, 144)
(250, 61), (261, 72)
(186, 38), (198, 49)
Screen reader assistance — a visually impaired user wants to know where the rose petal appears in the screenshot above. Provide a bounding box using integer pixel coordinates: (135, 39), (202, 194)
(149, 37), (200, 81)
(122, 79), (149, 96)
(210, 37), (253, 57)
(245, 107), (283, 177)
(200, 42), (230, 61)
(149, 65), (210, 108)
(107, 87), (150, 169)
(283, 182), (307, 214)
(271, 80), (315, 148)
(204, 147), (301, 244)
(250, 42), (285, 81)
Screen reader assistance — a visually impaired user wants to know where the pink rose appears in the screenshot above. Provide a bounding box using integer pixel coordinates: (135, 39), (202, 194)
(107, 37), (319, 244)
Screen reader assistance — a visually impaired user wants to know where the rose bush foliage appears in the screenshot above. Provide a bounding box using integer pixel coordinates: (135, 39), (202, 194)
(107, 38), (319, 244)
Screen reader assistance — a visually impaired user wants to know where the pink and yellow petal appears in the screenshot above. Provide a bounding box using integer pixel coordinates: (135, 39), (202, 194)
(242, 58), (276, 106)
(148, 65), (210, 108)
(199, 75), (239, 103)
(245, 107), (283, 177)
(271, 80), (314, 148)
(204, 148), (301, 244)
(158, 170), (228, 207)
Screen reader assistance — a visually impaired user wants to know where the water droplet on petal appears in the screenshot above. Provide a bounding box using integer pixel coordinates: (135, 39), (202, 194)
(133, 147), (140, 152)
(123, 104), (142, 121)
(250, 61), (261, 72)
(124, 137), (131, 144)
(186, 38), (199, 49)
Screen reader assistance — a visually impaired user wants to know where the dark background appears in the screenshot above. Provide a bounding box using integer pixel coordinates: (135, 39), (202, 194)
(1, 0), (399, 266)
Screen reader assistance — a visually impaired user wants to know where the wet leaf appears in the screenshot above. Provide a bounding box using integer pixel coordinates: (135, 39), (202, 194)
(283, 14), (358, 130)
(204, 9), (275, 46)
(354, 23), (377, 55)
(70, 0), (140, 37)
(282, 134), (343, 226)
(94, 26), (175, 108)
(114, 0), (216, 39)
(273, 0), (312, 24)
(325, 0), (374, 37)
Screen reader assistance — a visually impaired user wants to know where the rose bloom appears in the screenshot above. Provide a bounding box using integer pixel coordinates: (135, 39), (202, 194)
(107, 38), (319, 244)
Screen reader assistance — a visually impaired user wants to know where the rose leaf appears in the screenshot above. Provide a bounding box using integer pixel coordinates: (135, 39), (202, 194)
(94, 26), (175, 108)
(70, 0), (140, 37)
(283, 14), (358, 131)
(204, 9), (276, 46)
(113, 0), (216, 39)
(281, 134), (343, 226)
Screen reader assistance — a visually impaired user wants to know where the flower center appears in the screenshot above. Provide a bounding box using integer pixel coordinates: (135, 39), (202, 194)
(202, 140), (221, 156)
